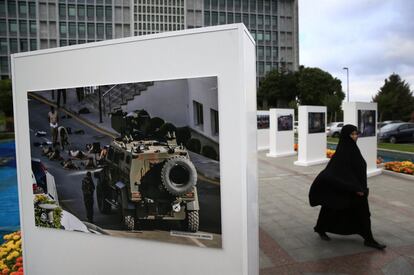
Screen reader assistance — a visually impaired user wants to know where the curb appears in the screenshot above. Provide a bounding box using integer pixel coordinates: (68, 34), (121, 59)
(382, 169), (414, 181)
(29, 93), (119, 139)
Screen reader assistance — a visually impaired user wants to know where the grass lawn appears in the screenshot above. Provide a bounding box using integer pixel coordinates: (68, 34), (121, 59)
(327, 137), (414, 153)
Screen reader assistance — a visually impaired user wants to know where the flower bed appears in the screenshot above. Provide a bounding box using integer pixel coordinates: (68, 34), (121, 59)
(384, 161), (414, 175)
(0, 231), (23, 275)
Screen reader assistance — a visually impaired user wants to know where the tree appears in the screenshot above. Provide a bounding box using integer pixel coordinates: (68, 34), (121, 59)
(257, 66), (345, 122)
(257, 69), (298, 108)
(296, 67), (345, 121)
(0, 79), (13, 117)
(373, 74), (414, 122)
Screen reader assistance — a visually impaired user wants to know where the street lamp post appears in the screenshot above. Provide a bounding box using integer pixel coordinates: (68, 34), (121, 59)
(343, 67), (349, 102)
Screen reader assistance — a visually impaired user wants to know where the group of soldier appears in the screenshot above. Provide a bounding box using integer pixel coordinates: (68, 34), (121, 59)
(44, 105), (108, 223)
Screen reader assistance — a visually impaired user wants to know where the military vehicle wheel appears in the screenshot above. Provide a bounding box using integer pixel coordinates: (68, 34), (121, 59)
(161, 156), (197, 196)
(185, 210), (199, 232)
(97, 181), (111, 214)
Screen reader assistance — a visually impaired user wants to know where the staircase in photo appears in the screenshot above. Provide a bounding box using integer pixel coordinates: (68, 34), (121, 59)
(82, 82), (154, 115)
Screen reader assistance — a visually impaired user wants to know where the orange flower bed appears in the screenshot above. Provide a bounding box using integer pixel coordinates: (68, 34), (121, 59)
(0, 232), (24, 275)
(384, 161), (414, 175)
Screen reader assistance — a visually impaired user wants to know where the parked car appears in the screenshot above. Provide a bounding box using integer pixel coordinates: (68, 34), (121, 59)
(326, 122), (344, 137)
(377, 120), (403, 129)
(378, 122), (414, 143)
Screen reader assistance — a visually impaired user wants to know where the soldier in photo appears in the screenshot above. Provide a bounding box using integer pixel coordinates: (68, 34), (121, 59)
(48, 106), (59, 147)
(82, 172), (95, 223)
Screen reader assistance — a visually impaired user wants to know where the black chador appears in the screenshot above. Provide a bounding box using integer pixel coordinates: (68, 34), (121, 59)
(309, 124), (386, 249)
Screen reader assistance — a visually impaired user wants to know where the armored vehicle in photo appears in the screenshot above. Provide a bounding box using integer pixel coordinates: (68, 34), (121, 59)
(95, 138), (199, 232)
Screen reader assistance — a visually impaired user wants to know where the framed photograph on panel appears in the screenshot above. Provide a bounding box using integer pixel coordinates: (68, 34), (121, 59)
(11, 24), (258, 275)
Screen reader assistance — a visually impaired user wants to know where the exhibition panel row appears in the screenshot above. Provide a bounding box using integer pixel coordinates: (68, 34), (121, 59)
(259, 103), (381, 176)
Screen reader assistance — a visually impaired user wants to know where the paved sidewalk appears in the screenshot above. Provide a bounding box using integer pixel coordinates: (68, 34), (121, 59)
(258, 151), (414, 274)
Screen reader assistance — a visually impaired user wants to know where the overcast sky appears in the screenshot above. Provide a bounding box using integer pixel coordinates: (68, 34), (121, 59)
(299, 0), (414, 102)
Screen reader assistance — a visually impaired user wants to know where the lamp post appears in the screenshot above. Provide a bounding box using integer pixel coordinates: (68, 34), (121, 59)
(343, 67), (349, 102)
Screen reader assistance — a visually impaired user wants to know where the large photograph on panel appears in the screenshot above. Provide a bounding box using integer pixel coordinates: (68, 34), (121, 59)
(27, 77), (222, 248)
(257, 114), (269, 129)
(277, 114), (293, 131)
(358, 110), (376, 137)
(308, 112), (325, 134)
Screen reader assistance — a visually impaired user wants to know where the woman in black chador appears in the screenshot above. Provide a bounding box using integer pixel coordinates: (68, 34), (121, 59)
(309, 124), (386, 249)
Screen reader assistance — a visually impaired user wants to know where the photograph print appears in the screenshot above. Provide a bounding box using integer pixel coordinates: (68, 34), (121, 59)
(27, 77), (222, 248)
(308, 112), (325, 134)
(257, 115), (270, 129)
(277, 114), (293, 131)
(358, 110), (376, 137)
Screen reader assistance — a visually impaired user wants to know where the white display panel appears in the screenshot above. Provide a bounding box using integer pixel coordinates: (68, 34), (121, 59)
(257, 110), (270, 151)
(343, 102), (382, 177)
(11, 24), (258, 275)
(267, 108), (296, 158)
(294, 106), (329, 166)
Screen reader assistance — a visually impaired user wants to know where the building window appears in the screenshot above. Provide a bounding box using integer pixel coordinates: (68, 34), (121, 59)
(78, 5), (85, 19)
(193, 101), (204, 127)
(235, 13), (241, 23)
(87, 23), (94, 37)
(227, 12), (233, 24)
(9, 38), (17, 53)
(258, 46), (264, 60)
(87, 5), (94, 20)
(211, 12), (218, 25)
(97, 23), (104, 38)
(29, 2), (36, 18)
(204, 12), (210, 26)
(105, 6), (112, 20)
(68, 4), (76, 18)
(60, 40), (67, 46)
(0, 57), (8, 73)
(68, 22), (76, 37)
(264, 31), (271, 42)
(106, 24), (112, 38)
(19, 20), (27, 36)
(78, 22), (86, 37)
(59, 4), (66, 18)
(7, 1), (16, 17)
(219, 12), (225, 24)
(19, 38), (28, 52)
(0, 1), (6, 17)
(0, 20), (6, 35)
(59, 22), (67, 36)
(234, 0), (241, 11)
(9, 20), (17, 34)
(96, 6), (104, 20)
(18, 1), (28, 17)
(0, 39), (7, 54)
(30, 39), (36, 50)
(211, 109), (219, 136)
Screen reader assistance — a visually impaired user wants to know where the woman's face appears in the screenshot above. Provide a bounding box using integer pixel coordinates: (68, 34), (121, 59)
(350, 131), (358, 142)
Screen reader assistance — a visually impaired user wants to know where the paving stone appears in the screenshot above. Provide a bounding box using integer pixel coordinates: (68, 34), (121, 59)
(381, 256), (414, 275)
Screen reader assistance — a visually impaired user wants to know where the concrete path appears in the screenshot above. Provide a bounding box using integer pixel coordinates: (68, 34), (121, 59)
(258, 151), (414, 274)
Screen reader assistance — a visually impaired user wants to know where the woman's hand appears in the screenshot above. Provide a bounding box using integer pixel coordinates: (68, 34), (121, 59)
(356, 191), (364, 196)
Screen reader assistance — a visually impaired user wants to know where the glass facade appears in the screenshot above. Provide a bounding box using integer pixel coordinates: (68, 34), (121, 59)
(0, 0), (297, 80)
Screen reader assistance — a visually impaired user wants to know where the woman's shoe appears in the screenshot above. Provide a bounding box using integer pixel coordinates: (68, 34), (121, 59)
(364, 240), (386, 250)
(317, 232), (331, 241)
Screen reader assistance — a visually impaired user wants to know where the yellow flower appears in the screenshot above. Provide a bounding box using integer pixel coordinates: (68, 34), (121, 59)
(12, 235), (20, 241)
(6, 254), (13, 261)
